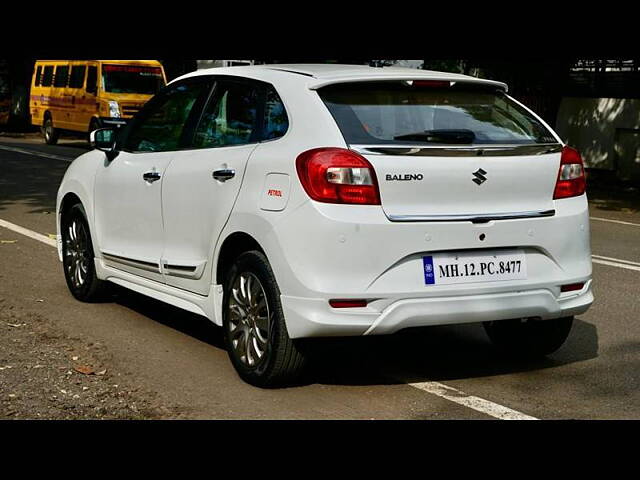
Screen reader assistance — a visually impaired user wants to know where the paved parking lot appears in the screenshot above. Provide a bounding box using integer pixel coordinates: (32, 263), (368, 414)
(1, 135), (639, 419)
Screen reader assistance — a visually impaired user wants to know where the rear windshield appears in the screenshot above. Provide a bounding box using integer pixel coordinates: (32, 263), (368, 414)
(318, 81), (557, 146)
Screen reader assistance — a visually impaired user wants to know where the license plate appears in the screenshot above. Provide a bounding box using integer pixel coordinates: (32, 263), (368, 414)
(423, 249), (527, 285)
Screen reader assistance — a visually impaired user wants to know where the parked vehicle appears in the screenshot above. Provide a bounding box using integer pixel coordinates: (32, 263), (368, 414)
(30, 60), (166, 144)
(56, 64), (593, 387)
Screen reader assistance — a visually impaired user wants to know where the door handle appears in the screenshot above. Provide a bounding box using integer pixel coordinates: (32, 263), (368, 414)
(212, 169), (235, 182)
(143, 171), (161, 183)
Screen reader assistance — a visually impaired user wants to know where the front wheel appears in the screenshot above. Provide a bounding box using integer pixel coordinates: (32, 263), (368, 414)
(222, 251), (308, 388)
(43, 117), (59, 145)
(483, 316), (573, 357)
(61, 203), (109, 302)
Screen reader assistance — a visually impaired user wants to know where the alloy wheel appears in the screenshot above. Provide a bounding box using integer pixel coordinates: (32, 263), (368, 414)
(227, 272), (271, 368)
(64, 217), (90, 289)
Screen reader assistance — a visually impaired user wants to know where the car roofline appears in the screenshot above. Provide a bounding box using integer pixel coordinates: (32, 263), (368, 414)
(172, 65), (509, 92)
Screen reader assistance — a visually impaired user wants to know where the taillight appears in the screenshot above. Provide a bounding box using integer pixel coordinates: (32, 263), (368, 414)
(296, 148), (381, 205)
(553, 146), (586, 199)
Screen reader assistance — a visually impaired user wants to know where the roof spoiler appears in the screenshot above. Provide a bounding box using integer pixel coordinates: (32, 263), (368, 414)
(308, 76), (508, 92)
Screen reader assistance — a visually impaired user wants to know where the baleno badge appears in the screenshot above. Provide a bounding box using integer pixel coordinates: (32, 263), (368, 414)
(386, 174), (424, 181)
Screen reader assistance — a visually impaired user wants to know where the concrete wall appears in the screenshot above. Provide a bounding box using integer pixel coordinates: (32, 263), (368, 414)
(555, 97), (640, 179)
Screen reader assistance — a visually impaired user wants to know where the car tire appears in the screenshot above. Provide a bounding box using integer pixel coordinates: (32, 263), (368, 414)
(483, 316), (573, 357)
(43, 116), (59, 145)
(61, 203), (110, 302)
(222, 250), (308, 388)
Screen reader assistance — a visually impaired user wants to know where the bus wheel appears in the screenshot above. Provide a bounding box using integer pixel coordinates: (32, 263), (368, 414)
(43, 117), (59, 145)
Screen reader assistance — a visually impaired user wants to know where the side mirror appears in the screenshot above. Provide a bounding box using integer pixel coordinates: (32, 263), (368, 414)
(89, 128), (119, 161)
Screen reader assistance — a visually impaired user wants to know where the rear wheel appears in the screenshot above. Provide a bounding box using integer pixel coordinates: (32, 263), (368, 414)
(483, 316), (573, 357)
(61, 203), (109, 302)
(43, 116), (59, 145)
(222, 251), (308, 388)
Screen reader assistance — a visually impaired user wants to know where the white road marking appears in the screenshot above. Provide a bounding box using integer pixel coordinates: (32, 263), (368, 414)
(590, 217), (640, 227)
(0, 144), (74, 163)
(0, 218), (57, 247)
(592, 255), (640, 272)
(407, 381), (538, 420)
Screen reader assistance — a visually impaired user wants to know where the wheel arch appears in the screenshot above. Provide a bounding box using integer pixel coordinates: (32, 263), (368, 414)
(59, 192), (83, 221)
(215, 231), (266, 286)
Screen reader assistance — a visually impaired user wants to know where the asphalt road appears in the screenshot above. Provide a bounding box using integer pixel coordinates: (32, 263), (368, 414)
(1, 134), (639, 419)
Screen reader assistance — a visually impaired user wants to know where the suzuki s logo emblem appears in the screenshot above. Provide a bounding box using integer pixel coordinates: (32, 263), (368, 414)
(472, 168), (488, 185)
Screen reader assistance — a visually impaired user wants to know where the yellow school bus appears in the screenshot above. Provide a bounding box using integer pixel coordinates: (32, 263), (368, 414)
(30, 60), (166, 144)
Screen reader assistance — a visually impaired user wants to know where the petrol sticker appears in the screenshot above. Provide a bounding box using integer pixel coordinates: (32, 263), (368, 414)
(267, 189), (282, 197)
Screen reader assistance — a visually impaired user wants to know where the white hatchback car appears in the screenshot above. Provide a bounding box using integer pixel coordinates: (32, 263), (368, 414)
(56, 64), (593, 387)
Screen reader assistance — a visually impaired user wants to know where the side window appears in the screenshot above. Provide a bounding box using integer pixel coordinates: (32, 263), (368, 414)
(86, 66), (97, 95)
(193, 80), (259, 148)
(123, 80), (209, 153)
(68, 66), (86, 89)
(54, 65), (69, 88)
(34, 66), (42, 87)
(262, 85), (288, 140)
(41, 66), (53, 87)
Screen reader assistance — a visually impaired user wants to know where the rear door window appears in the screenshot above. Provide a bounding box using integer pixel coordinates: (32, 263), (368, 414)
(192, 79), (260, 148)
(318, 81), (557, 146)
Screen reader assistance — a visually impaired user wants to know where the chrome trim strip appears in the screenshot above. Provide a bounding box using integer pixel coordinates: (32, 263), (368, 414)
(387, 209), (556, 223)
(351, 143), (562, 157)
(102, 252), (160, 273)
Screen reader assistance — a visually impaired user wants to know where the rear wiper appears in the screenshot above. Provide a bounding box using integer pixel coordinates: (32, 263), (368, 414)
(393, 129), (476, 144)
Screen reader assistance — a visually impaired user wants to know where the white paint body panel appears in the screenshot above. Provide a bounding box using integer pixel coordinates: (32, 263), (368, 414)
(161, 144), (257, 295)
(56, 64), (593, 338)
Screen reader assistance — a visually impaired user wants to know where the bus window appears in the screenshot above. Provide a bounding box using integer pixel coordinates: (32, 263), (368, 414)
(54, 65), (69, 88)
(35, 66), (42, 86)
(86, 66), (97, 95)
(41, 66), (53, 87)
(69, 65), (86, 89)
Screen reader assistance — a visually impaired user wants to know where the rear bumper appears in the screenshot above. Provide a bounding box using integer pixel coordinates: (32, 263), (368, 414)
(281, 279), (593, 338)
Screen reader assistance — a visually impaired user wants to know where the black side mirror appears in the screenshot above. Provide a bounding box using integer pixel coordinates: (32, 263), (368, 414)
(89, 128), (119, 161)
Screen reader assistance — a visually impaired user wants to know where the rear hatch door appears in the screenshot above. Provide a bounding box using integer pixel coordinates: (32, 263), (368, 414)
(318, 80), (562, 221)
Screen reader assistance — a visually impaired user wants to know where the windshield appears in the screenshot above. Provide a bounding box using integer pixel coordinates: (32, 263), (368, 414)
(318, 81), (557, 146)
(101, 64), (165, 94)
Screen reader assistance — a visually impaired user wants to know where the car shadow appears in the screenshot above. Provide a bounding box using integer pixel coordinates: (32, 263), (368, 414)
(106, 284), (599, 388)
(108, 285), (226, 350)
(308, 318), (598, 386)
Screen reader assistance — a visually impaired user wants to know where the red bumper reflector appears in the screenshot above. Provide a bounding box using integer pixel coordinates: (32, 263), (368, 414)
(329, 299), (368, 308)
(561, 283), (584, 292)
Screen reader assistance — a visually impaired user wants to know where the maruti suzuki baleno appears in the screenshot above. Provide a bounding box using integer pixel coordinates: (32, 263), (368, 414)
(56, 64), (593, 387)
